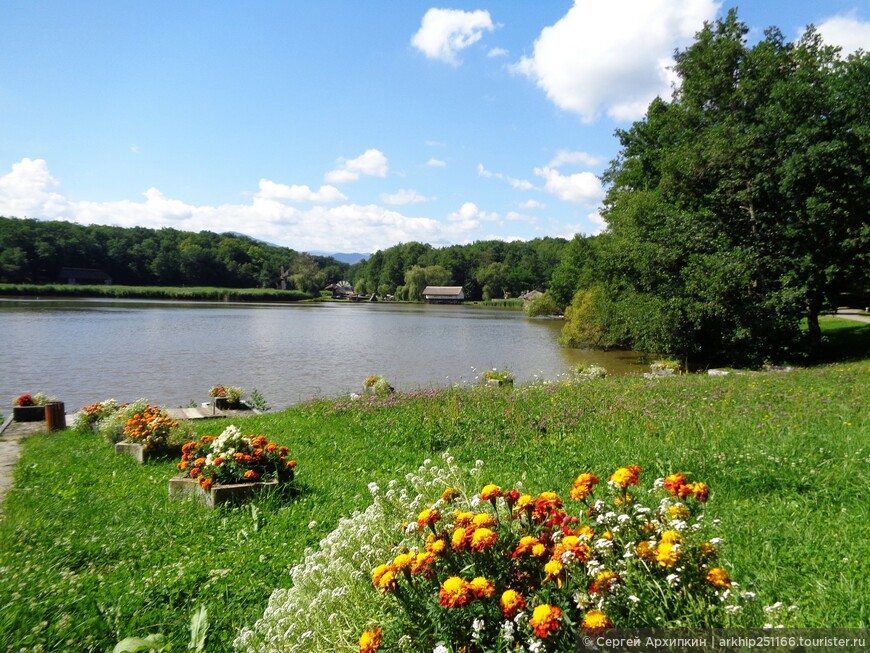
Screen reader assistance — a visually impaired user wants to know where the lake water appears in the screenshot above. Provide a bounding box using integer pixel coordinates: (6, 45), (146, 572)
(0, 298), (648, 411)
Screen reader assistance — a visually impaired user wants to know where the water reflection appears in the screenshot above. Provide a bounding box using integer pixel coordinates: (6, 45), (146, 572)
(0, 298), (647, 410)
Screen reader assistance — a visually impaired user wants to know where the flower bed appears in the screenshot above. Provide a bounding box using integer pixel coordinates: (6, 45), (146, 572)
(12, 392), (58, 422)
(170, 425), (296, 508)
(360, 466), (757, 651)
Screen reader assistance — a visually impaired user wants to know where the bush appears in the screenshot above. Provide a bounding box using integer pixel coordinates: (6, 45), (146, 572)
(524, 293), (562, 317)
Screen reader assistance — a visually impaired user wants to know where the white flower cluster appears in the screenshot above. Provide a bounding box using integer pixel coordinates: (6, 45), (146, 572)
(234, 451), (474, 653)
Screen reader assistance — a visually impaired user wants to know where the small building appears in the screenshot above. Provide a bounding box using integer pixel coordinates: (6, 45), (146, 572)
(57, 267), (112, 285)
(422, 286), (465, 304)
(519, 289), (544, 304)
(325, 281), (355, 299)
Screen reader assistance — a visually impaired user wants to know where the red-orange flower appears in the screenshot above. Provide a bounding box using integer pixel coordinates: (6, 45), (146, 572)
(438, 576), (472, 608)
(480, 483), (502, 501)
(692, 482), (709, 502)
(358, 626), (382, 653)
(243, 469), (260, 481)
(609, 465), (641, 488)
(470, 527), (497, 552)
(500, 589), (526, 618)
(530, 604), (562, 638)
(664, 473), (687, 496)
(570, 472), (600, 501)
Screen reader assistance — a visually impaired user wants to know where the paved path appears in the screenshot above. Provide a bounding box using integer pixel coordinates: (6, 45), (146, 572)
(832, 307), (870, 324)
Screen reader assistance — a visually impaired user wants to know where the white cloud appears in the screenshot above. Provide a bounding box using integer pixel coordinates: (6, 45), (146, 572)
(547, 150), (602, 168)
(426, 158), (447, 168)
(380, 188), (430, 205)
(325, 148), (388, 184)
(0, 157), (485, 253)
(256, 179), (346, 203)
(816, 12), (870, 55)
(477, 163), (534, 190)
(513, 0), (718, 122)
(505, 211), (536, 224)
(519, 199), (545, 210)
(447, 201), (499, 231)
(488, 47), (509, 58)
(534, 166), (604, 205)
(411, 8), (495, 65)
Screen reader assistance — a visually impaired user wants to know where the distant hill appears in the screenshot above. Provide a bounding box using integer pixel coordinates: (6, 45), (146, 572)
(307, 251), (370, 264)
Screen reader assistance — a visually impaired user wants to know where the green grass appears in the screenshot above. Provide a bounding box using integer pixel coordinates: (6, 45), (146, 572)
(0, 283), (311, 302)
(0, 327), (868, 651)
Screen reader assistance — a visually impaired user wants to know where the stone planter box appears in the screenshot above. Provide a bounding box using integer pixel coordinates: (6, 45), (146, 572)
(168, 473), (284, 509)
(116, 442), (184, 463)
(12, 405), (45, 422)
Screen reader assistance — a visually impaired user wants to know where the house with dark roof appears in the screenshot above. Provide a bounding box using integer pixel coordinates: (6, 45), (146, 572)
(57, 267), (113, 285)
(422, 286), (465, 304)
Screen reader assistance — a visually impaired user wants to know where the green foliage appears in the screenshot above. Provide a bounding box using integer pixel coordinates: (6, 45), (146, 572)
(581, 10), (869, 367)
(0, 283), (312, 302)
(0, 217), (348, 290)
(523, 292), (562, 317)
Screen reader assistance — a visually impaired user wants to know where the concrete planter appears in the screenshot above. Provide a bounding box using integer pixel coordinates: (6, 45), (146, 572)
(12, 405), (45, 422)
(116, 442), (183, 463)
(168, 473), (287, 509)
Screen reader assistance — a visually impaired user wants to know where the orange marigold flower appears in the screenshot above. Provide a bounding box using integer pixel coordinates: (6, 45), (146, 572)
(377, 569), (396, 592)
(193, 457), (207, 467)
(656, 541), (681, 567)
(581, 609), (613, 630)
(441, 487), (460, 503)
(438, 576), (472, 608)
(532, 491), (563, 520)
(189, 468), (201, 478)
(480, 483), (502, 501)
(512, 535), (540, 558)
(371, 564), (390, 587)
(453, 510), (474, 526)
(590, 570), (619, 593)
(609, 465), (641, 488)
(279, 446), (289, 456)
(664, 473), (687, 496)
(264, 442), (277, 453)
(660, 530), (682, 544)
(358, 626), (382, 653)
(199, 478), (213, 491)
(410, 551), (437, 575)
(570, 472), (599, 501)
(469, 576), (495, 599)
(636, 540), (657, 561)
(470, 527), (497, 552)
(213, 456), (224, 466)
(500, 589), (526, 618)
(451, 526), (469, 550)
(425, 534), (446, 555)
(516, 493), (534, 510)
(177, 461), (189, 470)
(200, 435), (216, 443)
(699, 542), (717, 558)
(692, 482), (710, 503)
(706, 567), (731, 589)
(417, 508), (441, 530)
(252, 435), (268, 447)
(243, 469), (260, 481)
(287, 460), (297, 469)
(668, 504), (689, 520)
(530, 604), (562, 638)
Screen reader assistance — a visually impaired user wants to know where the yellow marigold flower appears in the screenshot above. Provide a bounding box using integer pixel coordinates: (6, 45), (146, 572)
(451, 526), (469, 551)
(371, 564), (391, 587)
(575, 524), (595, 539)
(570, 472), (599, 501)
(417, 508), (441, 530)
(392, 553), (413, 571)
(609, 465), (641, 488)
(591, 570), (619, 594)
(601, 531), (614, 540)
(532, 543), (548, 558)
(480, 483), (503, 501)
(668, 505), (689, 520)
(664, 472), (688, 496)
(512, 535), (540, 558)
(692, 482), (710, 503)
(426, 535), (446, 555)
(441, 487), (460, 503)
(706, 567), (731, 589)
(530, 604), (562, 638)
(472, 512), (497, 528)
(358, 626), (382, 653)
(377, 569), (396, 592)
(516, 494), (534, 510)
(500, 589), (526, 618)
(656, 541), (681, 567)
(533, 491), (562, 517)
(438, 576), (472, 608)
(469, 576), (495, 599)
(453, 510), (474, 526)
(470, 527), (498, 552)
(699, 542), (716, 558)
(581, 609), (613, 630)
(636, 540), (656, 561)
(660, 530), (682, 544)
(193, 457), (207, 467)
(544, 559), (564, 582)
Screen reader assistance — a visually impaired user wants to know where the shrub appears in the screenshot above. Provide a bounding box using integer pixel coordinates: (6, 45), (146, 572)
(524, 293), (562, 317)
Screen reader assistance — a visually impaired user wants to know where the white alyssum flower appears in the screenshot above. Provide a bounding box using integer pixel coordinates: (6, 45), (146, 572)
(500, 620), (515, 642)
(471, 617), (485, 640)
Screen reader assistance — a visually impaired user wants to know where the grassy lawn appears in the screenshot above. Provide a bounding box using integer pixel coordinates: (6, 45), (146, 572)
(0, 321), (867, 652)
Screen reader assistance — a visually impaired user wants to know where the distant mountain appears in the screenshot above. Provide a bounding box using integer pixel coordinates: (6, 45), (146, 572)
(307, 251), (370, 264)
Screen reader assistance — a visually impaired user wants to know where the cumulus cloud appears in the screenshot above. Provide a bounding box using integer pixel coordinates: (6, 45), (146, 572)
(0, 157), (480, 253)
(519, 199), (545, 210)
(547, 150), (603, 168)
(256, 179), (346, 203)
(477, 163), (534, 190)
(325, 148), (388, 184)
(534, 166), (604, 205)
(447, 202), (499, 232)
(513, 0), (718, 122)
(379, 189), (431, 205)
(411, 8), (495, 65)
(816, 11), (870, 54)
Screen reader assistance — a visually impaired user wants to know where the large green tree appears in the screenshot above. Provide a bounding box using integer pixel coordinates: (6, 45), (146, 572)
(571, 11), (868, 366)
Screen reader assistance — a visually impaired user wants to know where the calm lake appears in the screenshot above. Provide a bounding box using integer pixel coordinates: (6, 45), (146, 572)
(0, 298), (648, 411)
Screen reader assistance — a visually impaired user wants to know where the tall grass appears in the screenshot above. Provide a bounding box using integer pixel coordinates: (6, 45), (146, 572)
(0, 283), (311, 302)
(0, 339), (867, 650)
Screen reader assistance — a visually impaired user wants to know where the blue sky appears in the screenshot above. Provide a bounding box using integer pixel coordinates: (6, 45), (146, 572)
(2, 1), (868, 254)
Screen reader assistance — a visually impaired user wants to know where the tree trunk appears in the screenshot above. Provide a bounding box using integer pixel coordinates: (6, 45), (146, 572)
(806, 295), (822, 351)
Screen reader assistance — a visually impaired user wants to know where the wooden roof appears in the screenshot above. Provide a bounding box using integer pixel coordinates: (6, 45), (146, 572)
(422, 286), (464, 296)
